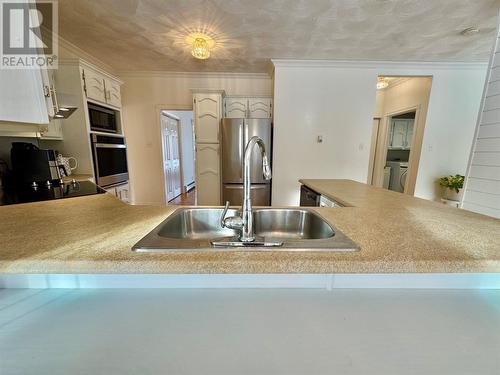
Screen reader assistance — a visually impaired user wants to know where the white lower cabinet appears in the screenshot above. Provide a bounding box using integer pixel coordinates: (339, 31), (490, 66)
(195, 143), (220, 205)
(104, 182), (130, 203)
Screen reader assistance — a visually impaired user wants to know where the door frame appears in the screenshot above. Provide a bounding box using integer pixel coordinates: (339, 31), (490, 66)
(157, 104), (191, 205)
(370, 105), (423, 195)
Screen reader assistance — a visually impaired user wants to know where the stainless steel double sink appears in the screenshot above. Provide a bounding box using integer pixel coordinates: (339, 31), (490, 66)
(132, 207), (360, 252)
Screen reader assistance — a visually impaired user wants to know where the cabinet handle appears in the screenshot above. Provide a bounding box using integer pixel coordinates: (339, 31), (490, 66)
(50, 85), (59, 114)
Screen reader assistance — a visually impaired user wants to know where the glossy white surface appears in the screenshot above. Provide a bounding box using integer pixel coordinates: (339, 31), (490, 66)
(1, 289), (499, 374)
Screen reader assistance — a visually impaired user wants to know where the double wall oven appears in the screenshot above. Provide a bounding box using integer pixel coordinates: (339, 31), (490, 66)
(88, 102), (129, 188)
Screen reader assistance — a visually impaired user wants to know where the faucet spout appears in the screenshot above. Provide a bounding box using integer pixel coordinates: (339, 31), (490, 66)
(240, 136), (272, 242)
(220, 136), (271, 243)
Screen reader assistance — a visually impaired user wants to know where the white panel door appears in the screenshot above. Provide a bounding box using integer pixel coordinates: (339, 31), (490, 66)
(194, 94), (221, 143)
(83, 68), (106, 104)
(162, 115), (182, 202)
(170, 118), (182, 198)
(196, 143), (220, 205)
(248, 98), (272, 119)
(225, 98), (247, 118)
(104, 78), (122, 108)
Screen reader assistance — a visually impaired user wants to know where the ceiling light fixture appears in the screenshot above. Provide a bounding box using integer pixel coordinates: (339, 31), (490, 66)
(376, 77), (389, 90)
(186, 33), (215, 60)
(192, 37), (211, 59)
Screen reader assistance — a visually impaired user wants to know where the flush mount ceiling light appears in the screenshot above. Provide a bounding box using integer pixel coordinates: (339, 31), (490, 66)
(460, 27), (480, 36)
(376, 77), (389, 90)
(186, 33), (215, 60)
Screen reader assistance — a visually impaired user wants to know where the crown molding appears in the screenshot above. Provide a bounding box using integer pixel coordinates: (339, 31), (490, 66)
(117, 70), (272, 79)
(58, 36), (117, 74)
(271, 59), (488, 70)
(386, 77), (413, 88)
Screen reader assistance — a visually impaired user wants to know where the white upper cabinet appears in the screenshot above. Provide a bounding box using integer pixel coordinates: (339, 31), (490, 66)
(194, 93), (222, 143)
(104, 78), (122, 108)
(224, 98), (248, 118)
(0, 68), (50, 125)
(82, 65), (122, 108)
(39, 119), (63, 140)
(82, 67), (106, 103)
(224, 96), (273, 119)
(388, 119), (414, 149)
(248, 97), (272, 119)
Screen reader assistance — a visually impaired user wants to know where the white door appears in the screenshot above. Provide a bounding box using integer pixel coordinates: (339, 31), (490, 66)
(161, 114), (182, 202)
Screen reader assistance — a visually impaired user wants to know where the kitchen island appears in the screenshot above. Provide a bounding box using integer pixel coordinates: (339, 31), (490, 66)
(0, 180), (499, 288)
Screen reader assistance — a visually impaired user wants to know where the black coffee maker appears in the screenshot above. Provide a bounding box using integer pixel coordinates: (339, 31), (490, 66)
(10, 142), (62, 188)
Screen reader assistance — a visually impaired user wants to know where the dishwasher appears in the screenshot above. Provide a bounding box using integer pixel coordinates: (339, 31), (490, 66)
(300, 185), (320, 206)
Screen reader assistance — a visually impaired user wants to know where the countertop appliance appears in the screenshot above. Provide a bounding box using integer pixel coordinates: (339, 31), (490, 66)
(90, 133), (129, 187)
(88, 103), (118, 133)
(0, 179), (105, 206)
(221, 118), (272, 206)
(10, 142), (62, 187)
(386, 161), (408, 193)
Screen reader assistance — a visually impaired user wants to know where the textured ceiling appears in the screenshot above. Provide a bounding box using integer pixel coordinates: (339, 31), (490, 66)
(58, 0), (500, 73)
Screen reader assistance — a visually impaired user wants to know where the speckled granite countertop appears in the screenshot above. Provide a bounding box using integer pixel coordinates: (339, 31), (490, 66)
(0, 180), (499, 274)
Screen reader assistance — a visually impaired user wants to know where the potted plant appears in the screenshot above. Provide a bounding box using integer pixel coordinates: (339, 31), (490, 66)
(436, 174), (465, 201)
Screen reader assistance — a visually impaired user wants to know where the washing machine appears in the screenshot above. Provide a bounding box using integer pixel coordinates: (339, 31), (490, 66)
(386, 161), (408, 193)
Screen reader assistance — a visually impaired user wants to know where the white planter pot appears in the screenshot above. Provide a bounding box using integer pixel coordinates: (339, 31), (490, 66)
(443, 188), (463, 202)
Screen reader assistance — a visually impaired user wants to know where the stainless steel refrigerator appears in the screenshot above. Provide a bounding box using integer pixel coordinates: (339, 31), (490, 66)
(221, 118), (272, 206)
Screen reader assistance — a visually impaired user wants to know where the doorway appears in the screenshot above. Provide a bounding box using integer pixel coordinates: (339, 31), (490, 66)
(368, 76), (432, 195)
(160, 110), (196, 205)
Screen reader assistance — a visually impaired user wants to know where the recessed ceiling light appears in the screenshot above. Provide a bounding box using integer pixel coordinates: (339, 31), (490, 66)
(460, 27), (480, 36)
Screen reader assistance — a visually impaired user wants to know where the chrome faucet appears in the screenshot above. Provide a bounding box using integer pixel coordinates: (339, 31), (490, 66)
(220, 136), (272, 242)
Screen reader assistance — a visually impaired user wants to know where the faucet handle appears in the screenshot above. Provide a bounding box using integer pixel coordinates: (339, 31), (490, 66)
(220, 201), (244, 230)
(220, 201), (230, 227)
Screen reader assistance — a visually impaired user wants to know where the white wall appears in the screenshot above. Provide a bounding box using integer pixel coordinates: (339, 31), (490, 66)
(166, 110), (195, 189)
(120, 72), (272, 205)
(272, 60), (487, 206)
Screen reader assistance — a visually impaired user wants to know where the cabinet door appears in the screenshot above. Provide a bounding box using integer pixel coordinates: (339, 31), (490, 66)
(248, 98), (272, 119)
(224, 98), (247, 118)
(0, 69), (49, 124)
(405, 120), (414, 149)
(104, 186), (117, 197)
(116, 183), (130, 203)
(104, 78), (122, 108)
(83, 68), (106, 103)
(390, 119), (408, 149)
(194, 94), (221, 143)
(196, 143), (220, 205)
(39, 119), (63, 140)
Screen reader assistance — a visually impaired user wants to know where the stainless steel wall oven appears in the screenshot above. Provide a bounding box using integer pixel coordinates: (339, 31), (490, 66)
(90, 133), (128, 186)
